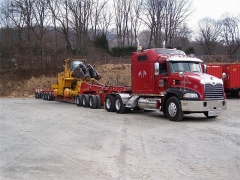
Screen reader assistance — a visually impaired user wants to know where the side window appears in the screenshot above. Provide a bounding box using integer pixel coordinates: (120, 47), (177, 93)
(138, 55), (147, 62)
(159, 62), (167, 74)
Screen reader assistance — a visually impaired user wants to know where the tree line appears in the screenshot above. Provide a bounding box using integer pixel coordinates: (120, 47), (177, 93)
(0, 0), (239, 69)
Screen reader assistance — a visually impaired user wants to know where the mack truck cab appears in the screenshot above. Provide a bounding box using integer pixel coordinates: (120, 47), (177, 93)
(120, 48), (227, 121)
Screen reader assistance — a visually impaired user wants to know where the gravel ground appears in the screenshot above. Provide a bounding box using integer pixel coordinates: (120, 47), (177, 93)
(0, 97), (240, 180)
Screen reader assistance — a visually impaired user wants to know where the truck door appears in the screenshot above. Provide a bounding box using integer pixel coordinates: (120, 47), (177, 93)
(155, 61), (169, 93)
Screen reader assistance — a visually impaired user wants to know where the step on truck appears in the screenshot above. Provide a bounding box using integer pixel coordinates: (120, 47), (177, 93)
(35, 47), (227, 121)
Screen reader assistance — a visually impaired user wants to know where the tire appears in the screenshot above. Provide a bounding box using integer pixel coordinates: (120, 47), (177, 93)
(50, 92), (55, 101)
(166, 97), (183, 121)
(203, 112), (218, 118)
(40, 91), (43, 98)
(47, 92), (50, 100)
(42, 92), (46, 100)
(78, 95), (83, 106)
(89, 95), (98, 109)
(82, 95), (90, 107)
(76, 95), (80, 106)
(104, 95), (115, 112)
(35, 91), (38, 98)
(96, 95), (102, 109)
(115, 95), (126, 114)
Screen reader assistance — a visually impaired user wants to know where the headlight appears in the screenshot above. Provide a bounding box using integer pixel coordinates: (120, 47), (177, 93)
(183, 93), (198, 98)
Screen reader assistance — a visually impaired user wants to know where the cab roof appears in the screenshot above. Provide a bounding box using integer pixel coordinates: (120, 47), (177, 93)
(167, 56), (203, 63)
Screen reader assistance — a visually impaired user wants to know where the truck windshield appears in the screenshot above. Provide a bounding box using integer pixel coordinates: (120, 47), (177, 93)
(169, 62), (202, 73)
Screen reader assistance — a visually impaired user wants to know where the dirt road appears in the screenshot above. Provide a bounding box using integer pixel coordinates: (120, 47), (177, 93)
(0, 98), (240, 180)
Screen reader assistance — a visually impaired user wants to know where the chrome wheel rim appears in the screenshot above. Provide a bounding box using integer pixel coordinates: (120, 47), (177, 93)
(168, 102), (177, 117)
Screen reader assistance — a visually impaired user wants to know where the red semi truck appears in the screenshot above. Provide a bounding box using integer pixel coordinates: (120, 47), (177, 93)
(35, 48), (227, 121)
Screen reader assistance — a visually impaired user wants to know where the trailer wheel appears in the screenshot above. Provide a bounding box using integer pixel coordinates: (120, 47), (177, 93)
(42, 92), (46, 100)
(47, 92), (51, 100)
(79, 95), (83, 106)
(166, 97), (183, 121)
(50, 92), (55, 101)
(105, 95), (115, 112)
(39, 91), (43, 98)
(76, 95), (81, 106)
(203, 112), (218, 118)
(82, 95), (90, 107)
(35, 91), (38, 98)
(96, 95), (102, 109)
(115, 95), (126, 114)
(89, 95), (97, 109)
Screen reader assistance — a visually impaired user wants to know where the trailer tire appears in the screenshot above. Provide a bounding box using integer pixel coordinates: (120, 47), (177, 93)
(105, 95), (115, 112)
(96, 95), (101, 109)
(35, 91), (38, 98)
(79, 95), (83, 106)
(39, 91), (43, 98)
(43, 92), (46, 100)
(115, 95), (126, 114)
(203, 112), (218, 118)
(166, 97), (183, 121)
(51, 92), (55, 101)
(76, 95), (81, 106)
(89, 95), (97, 109)
(83, 95), (90, 107)
(47, 92), (51, 100)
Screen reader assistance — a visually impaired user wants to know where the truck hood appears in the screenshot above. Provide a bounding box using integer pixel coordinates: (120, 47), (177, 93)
(184, 72), (223, 85)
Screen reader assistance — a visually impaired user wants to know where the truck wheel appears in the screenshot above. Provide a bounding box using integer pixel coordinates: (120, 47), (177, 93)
(105, 95), (115, 112)
(203, 112), (218, 118)
(89, 95), (97, 109)
(96, 95), (102, 109)
(166, 97), (183, 121)
(82, 95), (90, 107)
(115, 95), (126, 114)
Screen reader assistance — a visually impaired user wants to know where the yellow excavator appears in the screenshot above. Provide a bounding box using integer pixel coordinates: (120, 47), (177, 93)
(51, 58), (102, 98)
(34, 58), (102, 101)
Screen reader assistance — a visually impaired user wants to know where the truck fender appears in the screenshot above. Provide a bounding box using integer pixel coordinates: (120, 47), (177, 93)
(113, 93), (131, 104)
(161, 88), (183, 113)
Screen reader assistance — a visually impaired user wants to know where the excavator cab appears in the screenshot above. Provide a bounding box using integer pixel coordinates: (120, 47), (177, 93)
(52, 58), (102, 97)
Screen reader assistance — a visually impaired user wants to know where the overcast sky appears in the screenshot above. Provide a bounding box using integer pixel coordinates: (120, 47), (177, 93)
(190, 0), (240, 25)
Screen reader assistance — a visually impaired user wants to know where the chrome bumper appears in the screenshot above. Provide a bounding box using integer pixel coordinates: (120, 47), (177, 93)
(180, 100), (227, 112)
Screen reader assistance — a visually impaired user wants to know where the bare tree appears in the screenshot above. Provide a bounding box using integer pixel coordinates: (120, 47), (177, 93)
(143, 0), (165, 47)
(142, 0), (193, 48)
(196, 18), (221, 55)
(89, 0), (109, 37)
(113, 0), (142, 46)
(48, 0), (72, 54)
(163, 0), (193, 47)
(220, 14), (240, 59)
(172, 23), (192, 50)
(32, 0), (51, 67)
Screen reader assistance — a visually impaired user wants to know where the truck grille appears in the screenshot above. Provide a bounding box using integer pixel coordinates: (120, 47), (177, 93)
(204, 84), (223, 100)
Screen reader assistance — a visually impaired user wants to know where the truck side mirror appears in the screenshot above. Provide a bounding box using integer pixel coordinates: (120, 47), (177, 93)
(222, 72), (226, 79)
(203, 64), (207, 73)
(154, 62), (159, 75)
